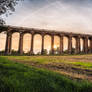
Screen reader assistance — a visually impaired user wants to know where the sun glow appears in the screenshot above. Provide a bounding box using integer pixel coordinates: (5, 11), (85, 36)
(54, 45), (57, 49)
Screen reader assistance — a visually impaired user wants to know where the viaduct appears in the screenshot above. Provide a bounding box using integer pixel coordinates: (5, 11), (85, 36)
(0, 26), (92, 55)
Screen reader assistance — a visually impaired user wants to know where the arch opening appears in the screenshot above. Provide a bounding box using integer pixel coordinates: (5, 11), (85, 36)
(0, 32), (7, 54)
(63, 36), (68, 53)
(80, 38), (84, 52)
(44, 35), (51, 55)
(54, 36), (60, 54)
(34, 34), (42, 54)
(72, 37), (76, 54)
(88, 39), (91, 53)
(23, 33), (31, 54)
(11, 32), (20, 54)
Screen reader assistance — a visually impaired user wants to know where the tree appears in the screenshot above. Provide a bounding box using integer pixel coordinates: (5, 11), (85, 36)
(43, 49), (48, 55)
(54, 47), (60, 54)
(0, 0), (22, 25)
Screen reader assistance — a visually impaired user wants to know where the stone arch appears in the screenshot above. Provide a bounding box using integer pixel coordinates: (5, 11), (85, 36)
(23, 33), (31, 53)
(54, 35), (60, 54)
(11, 32), (20, 52)
(63, 36), (68, 52)
(0, 31), (7, 52)
(44, 35), (51, 54)
(33, 34), (42, 54)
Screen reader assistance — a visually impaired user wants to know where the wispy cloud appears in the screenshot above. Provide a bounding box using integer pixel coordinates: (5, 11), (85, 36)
(4, 0), (92, 34)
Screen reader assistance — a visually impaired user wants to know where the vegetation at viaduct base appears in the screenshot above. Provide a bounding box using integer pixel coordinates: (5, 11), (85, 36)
(0, 56), (92, 92)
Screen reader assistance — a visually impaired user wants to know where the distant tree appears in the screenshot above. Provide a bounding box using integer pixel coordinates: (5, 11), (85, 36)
(71, 48), (76, 54)
(11, 49), (18, 55)
(0, 0), (22, 25)
(43, 49), (48, 55)
(63, 50), (68, 54)
(0, 50), (5, 55)
(54, 47), (60, 54)
(37, 52), (41, 55)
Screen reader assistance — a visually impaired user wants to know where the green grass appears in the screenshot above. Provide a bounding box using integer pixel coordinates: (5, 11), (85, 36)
(0, 56), (92, 92)
(71, 62), (92, 68)
(6, 56), (92, 69)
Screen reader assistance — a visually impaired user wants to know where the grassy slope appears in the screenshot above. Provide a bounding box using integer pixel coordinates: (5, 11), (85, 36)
(0, 56), (92, 92)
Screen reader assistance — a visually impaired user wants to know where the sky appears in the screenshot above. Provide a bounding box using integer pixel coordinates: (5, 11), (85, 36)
(2, 0), (92, 34)
(0, 0), (92, 53)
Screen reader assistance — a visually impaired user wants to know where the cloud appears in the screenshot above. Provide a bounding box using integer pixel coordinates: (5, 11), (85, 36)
(28, 0), (92, 6)
(4, 0), (92, 34)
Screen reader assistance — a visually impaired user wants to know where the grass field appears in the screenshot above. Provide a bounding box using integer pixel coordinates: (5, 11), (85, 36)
(0, 55), (92, 92)
(6, 54), (92, 81)
(7, 55), (92, 69)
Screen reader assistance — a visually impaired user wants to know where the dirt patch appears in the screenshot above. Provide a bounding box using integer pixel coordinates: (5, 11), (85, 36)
(9, 58), (92, 82)
(67, 56), (92, 63)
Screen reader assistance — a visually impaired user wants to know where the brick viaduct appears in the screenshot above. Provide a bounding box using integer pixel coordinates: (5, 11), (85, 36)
(0, 26), (92, 55)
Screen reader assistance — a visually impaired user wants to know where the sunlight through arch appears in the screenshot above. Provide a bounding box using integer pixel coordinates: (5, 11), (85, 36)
(23, 33), (31, 53)
(88, 39), (90, 53)
(0, 32), (6, 51)
(72, 37), (76, 53)
(80, 38), (83, 52)
(34, 34), (42, 54)
(63, 36), (68, 52)
(44, 35), (51, 54)
(88, 39), (90, 48)
(12, 32), (20, 52)
(54, 36), (60, 54)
